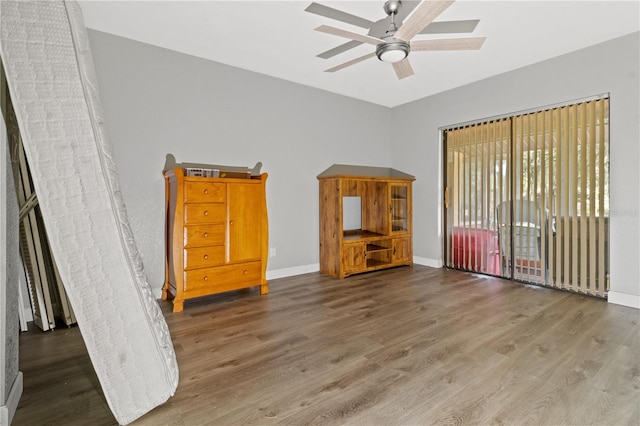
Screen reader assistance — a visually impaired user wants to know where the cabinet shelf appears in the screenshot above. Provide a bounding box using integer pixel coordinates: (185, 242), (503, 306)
(343, 230), (386, 241)
(366, 243), (390, 252)
(366, 259), (390, 268)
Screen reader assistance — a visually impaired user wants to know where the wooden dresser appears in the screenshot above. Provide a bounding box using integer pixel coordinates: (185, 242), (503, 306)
(163, 167), (268, 312)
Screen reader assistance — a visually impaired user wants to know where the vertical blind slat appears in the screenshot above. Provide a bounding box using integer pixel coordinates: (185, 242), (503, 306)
(481, 123), (487, 272)
(588, 101), (597, 294)
(539, 111), (547, 283)
(571, 105), (579, 291)
(447, 134), (452, 267)
(545, 110), (552, 285)
(554, 108), (562, 287)
(532, 112), (543, 283)
(579, 103), (588, 292)
(476, 124), (480, 271)
(562, 107), (571, 290)
(490, 121), (496, 273)
(513, 117), (519, 279)
(499, 120), (505, 275)
(597, 99), (607, 295)
(464, 126), (471, 270)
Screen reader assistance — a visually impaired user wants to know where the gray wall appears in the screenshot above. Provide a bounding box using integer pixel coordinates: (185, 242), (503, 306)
(88, 29), (639, 306)
(87, 30), (393, 289)
(391, 32), (640, 303)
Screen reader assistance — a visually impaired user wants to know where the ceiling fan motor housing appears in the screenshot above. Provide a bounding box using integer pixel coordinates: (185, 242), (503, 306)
(377, 0), (410, 62)
(376, 38), (410, 62)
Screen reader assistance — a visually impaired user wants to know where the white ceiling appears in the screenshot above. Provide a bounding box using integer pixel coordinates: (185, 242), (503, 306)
(78, 0), (640, 108)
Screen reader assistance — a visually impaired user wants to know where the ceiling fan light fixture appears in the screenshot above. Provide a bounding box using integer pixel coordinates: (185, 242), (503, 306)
(376, 40), (410, 63)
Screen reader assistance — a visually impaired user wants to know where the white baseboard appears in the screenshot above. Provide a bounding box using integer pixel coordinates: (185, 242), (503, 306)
(0, 371), (23, 426)
(267, 264), (320, 280)
(413, 257), (441, 268)
(607, 291), (640, 309)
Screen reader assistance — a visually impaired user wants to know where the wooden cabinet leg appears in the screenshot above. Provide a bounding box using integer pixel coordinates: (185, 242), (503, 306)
(161, 283), (169, 301)
(172, 300), (184, 313)
(260, 284), (269, 295)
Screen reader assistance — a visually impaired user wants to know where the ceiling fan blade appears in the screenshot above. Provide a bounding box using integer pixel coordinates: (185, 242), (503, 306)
(395, 0), (455, 41)
(411, 37), (486, 51)
(315, 25), (383, 45)
(392, 58), (414, 80)
(317, 40), (363, 59)
(325, 52), (376, 73)
(305, 3), (373, 29)
(421, 19), (480, 34)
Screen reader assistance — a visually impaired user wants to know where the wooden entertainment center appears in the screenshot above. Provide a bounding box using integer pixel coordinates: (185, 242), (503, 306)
(318, 164), (415, 278)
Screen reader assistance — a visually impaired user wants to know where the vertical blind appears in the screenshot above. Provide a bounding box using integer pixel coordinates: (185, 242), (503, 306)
(444, 97), (609, 297)
(445, 118), (510, 276)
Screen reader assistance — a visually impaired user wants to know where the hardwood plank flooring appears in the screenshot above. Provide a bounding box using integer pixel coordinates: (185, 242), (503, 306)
(12, 265), (640, 425)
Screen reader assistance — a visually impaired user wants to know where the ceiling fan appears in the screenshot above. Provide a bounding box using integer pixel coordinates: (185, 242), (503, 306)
(306, 0), (486, 80)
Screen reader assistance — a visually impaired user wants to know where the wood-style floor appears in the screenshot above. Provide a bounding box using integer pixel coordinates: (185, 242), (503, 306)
(12, 265), (640, 425)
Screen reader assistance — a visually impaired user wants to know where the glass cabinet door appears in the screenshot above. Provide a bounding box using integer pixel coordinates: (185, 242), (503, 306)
(390, 184), (409, 233)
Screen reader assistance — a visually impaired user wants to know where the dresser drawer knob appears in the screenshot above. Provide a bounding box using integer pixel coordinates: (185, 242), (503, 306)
(203, 210), (209, 216)
(203, 275), (208, 281)
(243, 269), (248, 275)
(203, 189), (209, 195)
(203, 254), (209, 260)
(203, 232), (208, 238)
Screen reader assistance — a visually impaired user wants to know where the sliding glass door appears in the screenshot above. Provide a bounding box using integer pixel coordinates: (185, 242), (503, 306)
(443, 97), (609, 297)
(444, 118), (510, 277)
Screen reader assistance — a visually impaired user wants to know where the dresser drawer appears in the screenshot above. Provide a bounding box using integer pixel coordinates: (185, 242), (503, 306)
(184, 224), (225, 247)
(184, 246), (226, 270)
(184, 182), (225, 203)
(184, 262), (262, 292)
(184, 203), (226, 225)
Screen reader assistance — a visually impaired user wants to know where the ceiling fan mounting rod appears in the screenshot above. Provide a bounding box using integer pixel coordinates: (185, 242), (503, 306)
(383, 0), (402, 17)
(383, 0), (402, 37)
(377, 0), (409, 63)
(388, 9), (398, 32)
